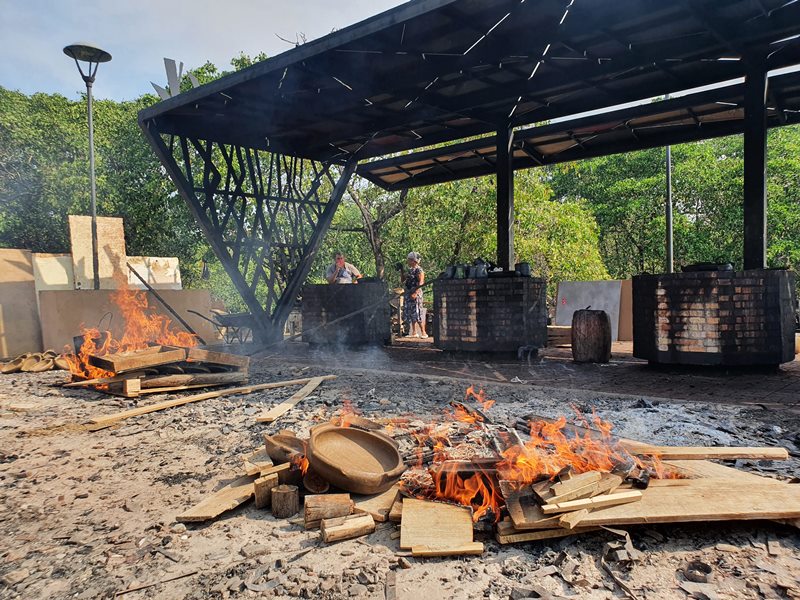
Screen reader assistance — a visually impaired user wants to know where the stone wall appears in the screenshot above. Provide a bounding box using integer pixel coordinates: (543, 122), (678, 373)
(633, 269), (796, 366)
(433, 277), (547, 352)
(301, 282), (391, 346)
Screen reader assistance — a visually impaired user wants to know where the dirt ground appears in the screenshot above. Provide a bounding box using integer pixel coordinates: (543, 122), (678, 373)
(1, 345), (799, 600)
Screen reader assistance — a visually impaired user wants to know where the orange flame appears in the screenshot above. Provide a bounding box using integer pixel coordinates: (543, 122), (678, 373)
(465, 385), (495, 411)
(66, 286), (198, 379)
(292, 453), (310, 475)
(332, 398), (360, 428)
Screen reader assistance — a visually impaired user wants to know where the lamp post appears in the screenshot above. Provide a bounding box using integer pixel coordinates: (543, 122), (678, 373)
(63, 43), (112, 290)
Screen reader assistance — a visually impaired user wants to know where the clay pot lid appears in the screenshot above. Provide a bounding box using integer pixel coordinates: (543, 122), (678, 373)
(307, 424), (405, 494)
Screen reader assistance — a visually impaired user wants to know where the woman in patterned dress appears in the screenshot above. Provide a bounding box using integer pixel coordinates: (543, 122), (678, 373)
(403, 252), (427, 338)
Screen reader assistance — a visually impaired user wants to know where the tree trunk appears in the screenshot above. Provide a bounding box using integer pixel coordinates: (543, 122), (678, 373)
(571, 309), (612, 363)
(271, 484), (300, 518)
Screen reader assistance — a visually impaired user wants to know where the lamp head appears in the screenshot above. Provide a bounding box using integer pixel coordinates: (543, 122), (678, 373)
(63, 43), (112, 63)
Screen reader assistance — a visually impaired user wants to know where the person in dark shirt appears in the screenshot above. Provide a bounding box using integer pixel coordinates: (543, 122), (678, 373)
(403, 252), (427, 338)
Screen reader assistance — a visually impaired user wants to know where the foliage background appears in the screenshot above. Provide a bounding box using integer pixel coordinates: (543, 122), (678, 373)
(2, 54), (799, 314)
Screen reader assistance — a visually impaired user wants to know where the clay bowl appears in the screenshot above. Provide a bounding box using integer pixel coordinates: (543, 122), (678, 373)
(306, 424), (405, 495)
(28, 358), (55, 373)
(264, 432), (307, 464)
(1, 357), (25, 374)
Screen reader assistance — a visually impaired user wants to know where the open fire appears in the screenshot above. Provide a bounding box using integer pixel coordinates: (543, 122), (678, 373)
(66, 286), (198, 379)
(399, 387), (678, 523)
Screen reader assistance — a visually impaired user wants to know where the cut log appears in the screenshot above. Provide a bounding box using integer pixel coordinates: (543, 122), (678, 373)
(411, 542), (484, 557)
(254, 474), (279, 509)
(304, 494), (353, 529)
(271, 485), (300, 518)
(177, 475), (256, 523)
(388, 497), (403, 523)
(571, 309), (611, 363)
(400, 499), (474, 551)
(320, 513), (376, 543)
(542, 490), (643, 515)
(625, 446), (789, 461)
(139, 372), (247, 389)
(256, 376), (331, 423)
(559, 508), (590, 530)
(86, 377), (330, 429)
(353, 485), (400, 523)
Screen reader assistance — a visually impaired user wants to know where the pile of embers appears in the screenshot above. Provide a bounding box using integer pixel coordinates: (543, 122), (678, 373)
(173, 386), (800, 558)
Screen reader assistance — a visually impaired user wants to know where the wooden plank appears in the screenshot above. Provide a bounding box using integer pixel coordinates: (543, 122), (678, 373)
(576, 477), (800, 527)
(321, 513), (375, 543)
(400, 499), (474, 551)
(177, 475), (256, 522)
(256, 376), (329, 423)
(89, 346), (187, 374)
(241, 448), (274, 476)
(559, 509), (590, 530)
(625, 445), (788, 461)
(65, 371), (148, 388)
(411, 542), (484, 557)
(542, 491), (642, 515)
(86, 377), (331, 429)
(353, 484), (400, 522)
(504, 488), (562, 531)
(254, 473), (279, 509)
(187, 347), (250, 370)
(389, 497), (403, 523)
(140, 372), (247, 389)
(550, 471), (601, 496)
(495, 520), (597, 544)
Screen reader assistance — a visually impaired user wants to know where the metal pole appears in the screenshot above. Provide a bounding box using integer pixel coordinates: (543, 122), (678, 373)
(664, 93), (674, 274)
(496, 125), (515, 271)
(743, 56), (768, 270)
(86, 77), (100, 290)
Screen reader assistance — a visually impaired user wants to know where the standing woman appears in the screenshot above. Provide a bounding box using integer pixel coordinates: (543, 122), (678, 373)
(403, 252), (427, 338)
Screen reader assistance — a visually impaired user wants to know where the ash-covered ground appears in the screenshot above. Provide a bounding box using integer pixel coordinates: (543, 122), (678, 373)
(0, 353), (799, 600)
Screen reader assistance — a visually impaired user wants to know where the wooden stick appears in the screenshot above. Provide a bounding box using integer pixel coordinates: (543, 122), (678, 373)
(541, 491), (643, 515)
(271, 485), (300, 518)
(559, 509), (590, 530)
(254, 474), (279, 509)
(256, 377), (328, 423)
(85, 376), (336, 429)
(304, 494), (353, 529)
(411, 542), (484, 557)
(624, 445), (789, 461)
(550, 471), (601, 496)
(320, 513), (375, 543)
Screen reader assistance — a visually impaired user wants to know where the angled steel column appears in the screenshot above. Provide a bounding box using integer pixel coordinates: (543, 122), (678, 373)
(743, 55), (768, 270)
(496, 125), (515, 271)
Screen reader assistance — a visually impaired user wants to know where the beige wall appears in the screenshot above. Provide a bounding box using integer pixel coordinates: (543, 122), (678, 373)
(32, 253), (74, 292)
(39, 289), (221, 351)
(0, 249), (43, 358)
(68, 215), (127, 289)
(127, 256), (182, 290)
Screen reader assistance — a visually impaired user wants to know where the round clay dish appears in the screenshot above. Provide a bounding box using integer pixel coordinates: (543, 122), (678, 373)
(307, 424), (405, 494)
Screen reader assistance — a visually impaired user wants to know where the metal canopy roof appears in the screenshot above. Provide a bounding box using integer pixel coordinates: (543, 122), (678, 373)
(139, 0), (800, 163)
(357, 70), (800, 190)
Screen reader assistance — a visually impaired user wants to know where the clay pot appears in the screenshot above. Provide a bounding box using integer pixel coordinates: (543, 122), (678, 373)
(1, 357), (25, 374)
(306, 424), (405, 495)
(264, 433), (307, 464)
(20, 356), (43, 372)
(54, 355), (72, 371)
(28, 358), (54, 373)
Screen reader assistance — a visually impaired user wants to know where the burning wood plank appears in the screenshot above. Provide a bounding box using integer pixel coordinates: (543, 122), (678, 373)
(541, 490), (643, 515)
(88, 346), (187, 374)
(400, 498), (480, 555)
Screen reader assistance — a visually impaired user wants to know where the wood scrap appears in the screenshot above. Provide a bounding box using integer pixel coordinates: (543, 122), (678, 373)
(271, 485), (300, 518)
(86, 377), (330, 429)
(411, 542), (484, 557)
(388, 497), (403, 523)
(400, 499), (476, 554)
(304, 494), (353, 529)
(186, 347), (250, 369)
(241, 448), (274, 476)
(352, 484), (400, 523)
(138, 372), (247, 389)
(495, 520), (598, 544)
(255, 376), (332, 423)
(548, 473), (624, 505)
(176, 475), (256, 523)
(542, 490), (642, 515)
(624, 445), (788, 461)
(254, 473), (279, 509)
(550, 471), (601, 496)
(558, 508), (590, 530)
(320, 513), (375, 543)
(88, 346), (187, 374)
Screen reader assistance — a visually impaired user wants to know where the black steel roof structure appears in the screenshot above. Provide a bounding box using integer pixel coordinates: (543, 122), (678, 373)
(358, 70), (800, 190)
(138, 0), (800, 342)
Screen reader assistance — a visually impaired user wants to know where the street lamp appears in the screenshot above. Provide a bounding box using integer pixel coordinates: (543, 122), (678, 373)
(63, 43), (112, 290)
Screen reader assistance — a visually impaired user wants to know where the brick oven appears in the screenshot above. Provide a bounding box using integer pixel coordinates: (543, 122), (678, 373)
(301, 282), (391, 346)
(633, 269), (796, 366)
(433, 277), (547, 353)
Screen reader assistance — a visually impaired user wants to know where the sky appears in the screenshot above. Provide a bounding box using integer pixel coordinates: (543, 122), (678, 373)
(0, 0), (406, 101)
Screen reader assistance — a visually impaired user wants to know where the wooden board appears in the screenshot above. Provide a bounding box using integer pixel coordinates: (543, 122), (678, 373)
(88, 346), (187, 374)
(86, 377), (331, 429)
(411, 542), (484, 557)
(187, 347), (250, 370)
(242, 448), (274, 476)
(140, 372), (247, 389)
(495, 520), (598, 544)
(256, 376), (331, 423)
(353, 485), (400, 522)
(389, 497), (403, 523)
(624, 445), (789, 461)
(400, 499), (474, 551)
(176, 475), (256, 522)
(541, 490), (642, 515)
(505, 490), (562, 530)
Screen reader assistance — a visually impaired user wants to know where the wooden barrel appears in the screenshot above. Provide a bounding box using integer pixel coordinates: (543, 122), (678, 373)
(571, 309), (612, 363)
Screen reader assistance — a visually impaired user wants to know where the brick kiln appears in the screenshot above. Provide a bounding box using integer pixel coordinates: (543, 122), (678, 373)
(301, 282), (391, 346)
(433, 277), (547, 353)
(633, 268), (796, 366)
